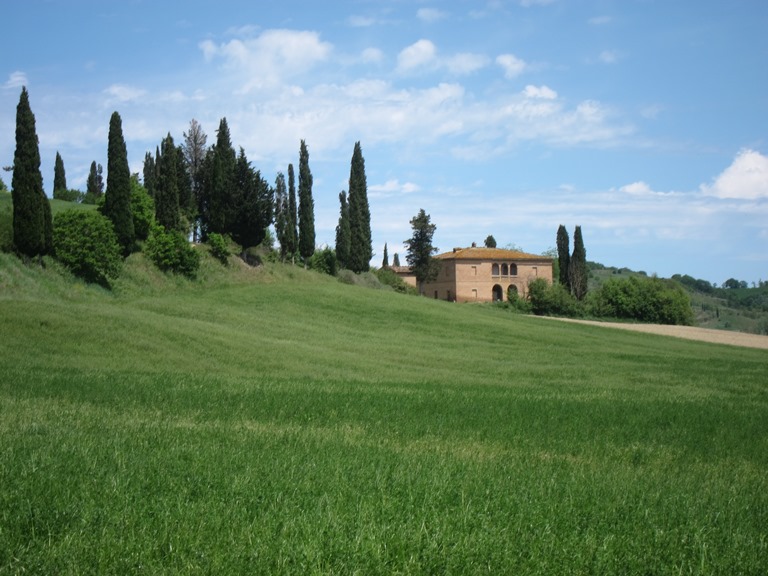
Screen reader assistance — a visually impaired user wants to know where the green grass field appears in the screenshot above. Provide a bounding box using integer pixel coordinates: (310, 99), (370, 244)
(1, 251), (766, 574)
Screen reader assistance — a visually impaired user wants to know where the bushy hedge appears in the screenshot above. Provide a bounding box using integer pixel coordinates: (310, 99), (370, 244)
(308, 247), (337, 276)
(53, 209), (122, 286)
(527, 278), (583, 317)
(589, 276), (694, 325)
(376, 267), (418, 295)
(144, 225), (200, 279)
(207, 232), (230, 266)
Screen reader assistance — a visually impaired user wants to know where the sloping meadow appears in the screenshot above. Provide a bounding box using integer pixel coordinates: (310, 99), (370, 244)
(1, 255), (766, 574)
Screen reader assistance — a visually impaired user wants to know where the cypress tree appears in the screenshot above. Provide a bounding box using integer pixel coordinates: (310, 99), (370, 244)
(143, 152), (156, 197)
(556, 224), (570, 288)
(297, 140), (315, 265)
(393, 252), (400, 267)
(404, 209), (439, 295)
(382, 243), (389, 268)
(347, 141), (372, 273)
(335, 190), (351, 269)
(104, 111), (135, 255)
(155, 133), (180, 231)
(287, 163), (298, 261)
(201, 118), (236, 237)
(274, 172), (290, 261)
(11, 87), (51, 258)
(84, 161), (104, 204)
(53, 151), (67, 197)
(569, 225), (588, 301)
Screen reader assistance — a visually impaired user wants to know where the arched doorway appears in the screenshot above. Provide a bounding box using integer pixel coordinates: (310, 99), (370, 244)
(492, 284), (503, 302)
(507, 284), (519, 300)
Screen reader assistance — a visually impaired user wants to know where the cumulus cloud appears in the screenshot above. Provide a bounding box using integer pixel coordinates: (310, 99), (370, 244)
(523, 85), (557, 99)
(103, 84), (147, 102)
(496, 53), (527, 78)
(701, 149), (768, 199)
(445, 53), (490, 75)
(4, 71), (28, 89)
(369, 179), (421, 196)
(397, 39), (438, 73)
(361, 47), (384, 63)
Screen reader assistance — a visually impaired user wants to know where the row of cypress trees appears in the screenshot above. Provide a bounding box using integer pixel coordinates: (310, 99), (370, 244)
(556, 224), (588, 300)
(334, 141), (372, 273)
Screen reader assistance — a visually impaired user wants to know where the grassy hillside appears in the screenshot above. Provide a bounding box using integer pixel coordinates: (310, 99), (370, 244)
(1, 252), (767, 574)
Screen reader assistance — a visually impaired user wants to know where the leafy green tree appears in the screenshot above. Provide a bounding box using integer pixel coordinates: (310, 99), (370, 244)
(404, 208), (440, 295)
(298, 140), (315, 265)
(556, 225), (570, 289)
(130, 175), (155, 241)
(83, 161), (104, 204)
(232, 149), (274, 250)
(347, 141), (371, 272)
(484, 235), (497, 248)
(308, 246), (337, 276)
(569, 225), (588, 300)
(588, 276), (694, 325)
(104, 111), (134, 255)
(53, 151), (67, 198)
(53, 209), (122, 286)
(527, 278), (582, 317)
(11, 87), (51, 258)
(382, 242), (389, 267)
(155, 133), (181, 231)
(335, 190), (351, 269)
(144, 224), (200, 278)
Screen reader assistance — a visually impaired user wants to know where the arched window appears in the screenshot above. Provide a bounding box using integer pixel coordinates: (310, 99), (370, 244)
(492, 284), (503, 302)
(501, 263), (509, 276)
(492, 263), (500, 276)
(507, 284), (518, 300)
(510, 263), (518, 276)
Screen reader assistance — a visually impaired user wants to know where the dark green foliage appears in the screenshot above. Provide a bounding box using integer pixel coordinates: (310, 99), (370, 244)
(104, 111), (135, 255)
(175, 144), (194, 230)
(83, 162), (104, 204)
(142, 152), (156, 197)
(298, 140), (315, 264)
(376, 266), (418, 294)
(347, 141), (372, 273)
(154, 134), (181, 231)
(53, 189), (84, 203)
(527, 278), (583, 317)
(144, 224), (200, 278)
(231, 149), (274, 250)
(556, 224), (570, 288)
(393, 252), (400, 267)
(589, 276), (695, 325)
(52, 151), (67, 196)
(11, 87), (51, 257)
(182, 119), (207, 239)
(207, 232), (230, 265)
(404, 209), (440, 294)
(0, 194), (12, 252)
(287, 163), (298, 258)
(569, 225), (587, 300)
(382, 242), (389, 267)
(53, 209), (122, 286)
(199, 118), (236, 239)
(484, 235), (497, 248)
(0, 176), (7, 191)
(308, 247), (337, 276)
(130, 176), (155, 241)
(274, 172), (292, 261)
(335, 190), (351, 268)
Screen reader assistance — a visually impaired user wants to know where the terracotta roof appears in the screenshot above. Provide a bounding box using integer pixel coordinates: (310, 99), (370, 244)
(436, 246), (551, 261)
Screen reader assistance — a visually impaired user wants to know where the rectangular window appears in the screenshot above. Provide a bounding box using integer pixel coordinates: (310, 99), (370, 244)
(472, 289), (478, 300)
(471, 266), (477, 276)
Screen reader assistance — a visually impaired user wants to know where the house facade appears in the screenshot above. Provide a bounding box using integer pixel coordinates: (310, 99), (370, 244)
(394, 246), (553, 303)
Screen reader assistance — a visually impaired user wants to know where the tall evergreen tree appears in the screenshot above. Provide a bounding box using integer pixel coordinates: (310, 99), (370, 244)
(175, 144), (194, 229)
(104, 111), (134, 255)
(11, 87), (51, 257)
(287, 163), (298, 261)
(569, 225), (588, 301)
(53, 151), (67, 197)
(84, 161), (104, 204)
(274, 172), (290, 260)
(347, 141), (372, 273)
(142, 152), (156, 197)
(297, 140), (315, 265)
(556, 224), (570, 288)
(231, 149), (274, 250)
(382, 243), (389, 268)
(199, 118), (236, 239)
(393, 252), (400, 267)
(404, 209), (440, 295)
(155, 133), (180, 231)
(182, 118), (207, 240)
(335, 190), (351, 269)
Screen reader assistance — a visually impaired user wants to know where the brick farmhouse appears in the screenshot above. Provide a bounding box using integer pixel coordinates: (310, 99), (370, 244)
(393, 245), (553, 303)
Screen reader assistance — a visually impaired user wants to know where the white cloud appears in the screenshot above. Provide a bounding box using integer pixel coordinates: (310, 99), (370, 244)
(445, 53), (490, 75)
(361, 47), (384, 63)
(348, 15), (376, 27)
(523, 85), (557, 99)
(103, 84), (147, 102)
(417, 8), (447, 23)
(701, 149), (768, 199)
(496, 53), (527, 78)
(397, 39), (438, 73)
(4, 71), (28, 89)
(520, 0), (555, 6)
(370, 179), (421, 196)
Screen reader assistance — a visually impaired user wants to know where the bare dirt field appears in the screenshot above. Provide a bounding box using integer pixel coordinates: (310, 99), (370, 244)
(536, 317), (768, 351)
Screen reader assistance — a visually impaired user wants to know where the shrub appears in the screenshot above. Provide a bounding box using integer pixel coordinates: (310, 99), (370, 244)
(309, 247), (338, 276)
(144, 224), (200, 279)
(528, 278), (582, 317)
(53, 209), (122, 286)
(130, 179), (155, 241)
(376, 267), (418, 295)
(207, 232), (230, 266)
(0, 200), (12, 252)
(506, 286), (532, 313)
(588, 276), (694, 325)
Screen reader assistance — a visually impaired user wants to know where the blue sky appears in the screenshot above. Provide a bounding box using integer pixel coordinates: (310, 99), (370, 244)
(2, 0), (767, 285)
